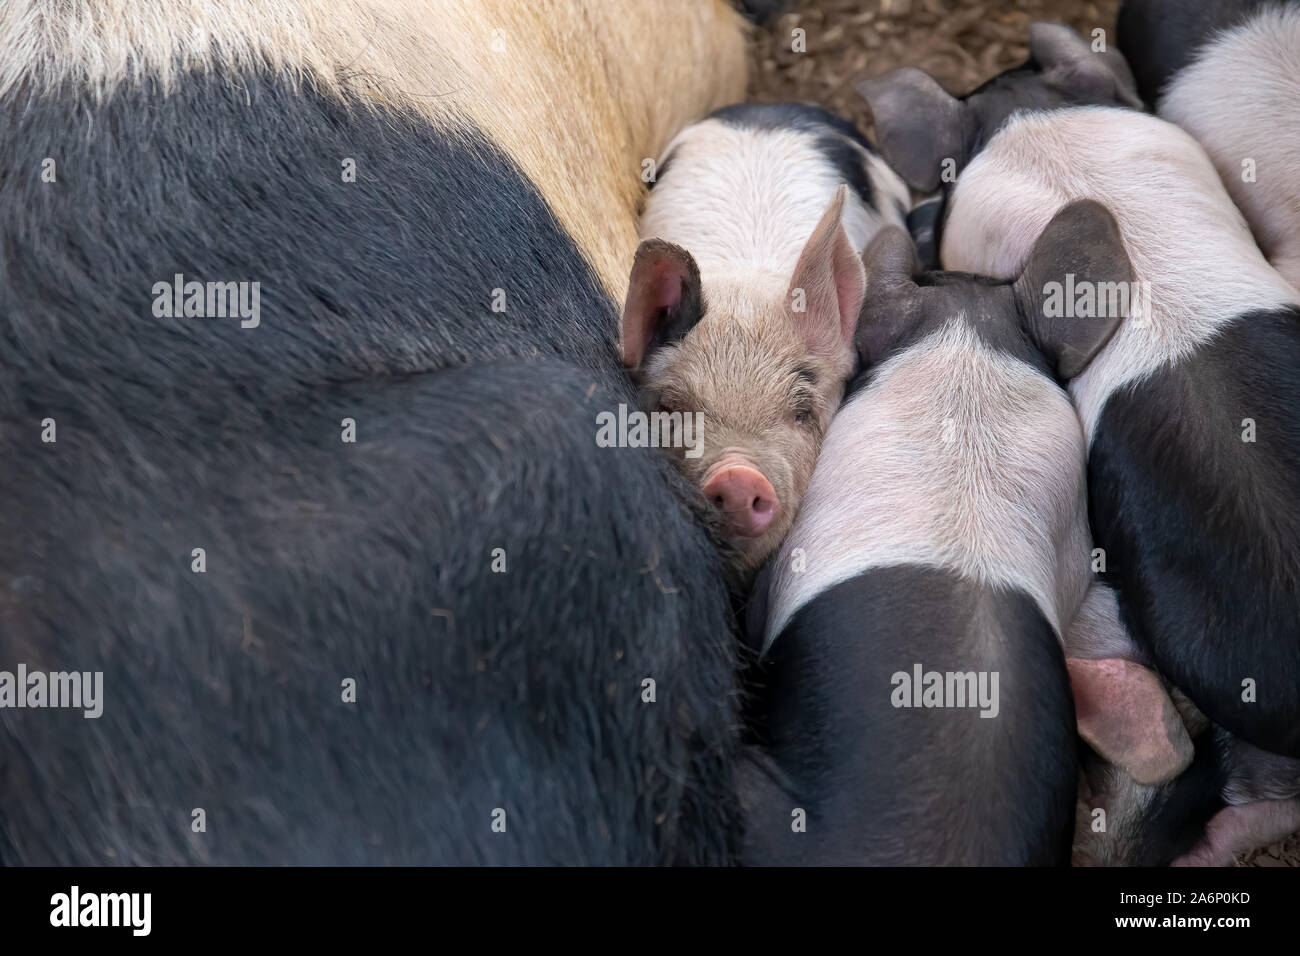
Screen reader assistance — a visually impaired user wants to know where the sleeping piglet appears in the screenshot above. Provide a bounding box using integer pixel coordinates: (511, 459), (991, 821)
(863, 21), (1300, 759)
(621, 103), (909, 576)
(740, 201), (1188, 865)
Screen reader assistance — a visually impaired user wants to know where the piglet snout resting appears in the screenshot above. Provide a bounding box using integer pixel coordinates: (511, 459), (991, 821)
(701, 453), (780, 538)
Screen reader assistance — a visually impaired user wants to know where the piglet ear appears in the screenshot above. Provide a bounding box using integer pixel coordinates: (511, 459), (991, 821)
(1029, 22), (1143, 109)
(786, 185), (867, 373)
(1066, 582), (1194, 786)
(857, 67), (969, 192)
(1014, 199), (1133, 380)
(855, 225), (920, 367)
(621, 239), (704, 369)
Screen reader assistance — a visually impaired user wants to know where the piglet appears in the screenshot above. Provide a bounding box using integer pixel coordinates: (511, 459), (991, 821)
(1120, 0), (1300, 290)
(741, 201), (1153, 865)
(864, 23), (1300, 759)
(622, 103), (909, 575)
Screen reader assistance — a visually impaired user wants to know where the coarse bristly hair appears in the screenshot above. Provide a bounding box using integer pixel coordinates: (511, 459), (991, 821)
(1, 0), (754, 864)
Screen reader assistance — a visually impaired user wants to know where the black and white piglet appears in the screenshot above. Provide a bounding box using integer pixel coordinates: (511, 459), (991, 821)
(621, 104), (909, 577)
(864, 24), (1300, 760)
(740, 201), (1162, 866)
(1120, 0), (1300, 290)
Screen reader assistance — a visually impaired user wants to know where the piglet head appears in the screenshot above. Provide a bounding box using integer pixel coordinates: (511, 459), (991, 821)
(856, 200), (1132, 381)
(621, 187), (866, 576)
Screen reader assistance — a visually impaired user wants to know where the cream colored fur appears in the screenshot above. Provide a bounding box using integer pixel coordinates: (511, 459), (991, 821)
(0, 0), (748, 303)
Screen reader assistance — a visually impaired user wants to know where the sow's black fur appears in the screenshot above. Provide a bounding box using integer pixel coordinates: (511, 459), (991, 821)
(0, 70), (740, 863)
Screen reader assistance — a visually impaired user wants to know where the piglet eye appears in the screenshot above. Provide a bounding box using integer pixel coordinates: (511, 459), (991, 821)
(794, 407), (812, 426)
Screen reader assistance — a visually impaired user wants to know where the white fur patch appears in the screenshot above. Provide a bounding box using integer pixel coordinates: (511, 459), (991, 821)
(1159, 6), (1300, 291)
(763, 320), (1092, 647)
(639, 118), (907, 288)
(941, 107), (1300, 440)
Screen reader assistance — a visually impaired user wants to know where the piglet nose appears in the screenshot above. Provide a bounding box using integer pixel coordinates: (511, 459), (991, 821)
(701, 465), (779, 538)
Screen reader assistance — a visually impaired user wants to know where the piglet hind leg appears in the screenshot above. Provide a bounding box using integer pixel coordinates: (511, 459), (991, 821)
(1064, 581), (1194, 786)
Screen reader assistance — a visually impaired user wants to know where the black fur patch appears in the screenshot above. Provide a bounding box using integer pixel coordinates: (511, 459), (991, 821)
(1118, 0), (1296, 106)
(812, 134), (878, 213)
(742, 565), (1077, 865)
(1080, 728), (1229, 866)
(1089, 308), (1300, 757)
(731, 0), (788, 25)
(711, 102), (876, 150)
(858, 264), (1057, 381)
(1126, 732), (1228, 865)
(961, 65), (1086, 152)
(907, 196), (945, 272)
(0, 69), (740, 863)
